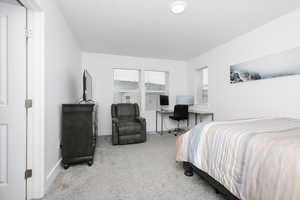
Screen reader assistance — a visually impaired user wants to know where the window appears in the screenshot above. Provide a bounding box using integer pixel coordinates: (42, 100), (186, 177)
(113, 69), (169, 111)
(196, 67), (208, 104)
(113, 69), (141, 106)
(144, 71), (169, 111)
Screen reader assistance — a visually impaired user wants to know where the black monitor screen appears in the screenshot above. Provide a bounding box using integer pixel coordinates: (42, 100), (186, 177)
(160, 95), (169, 106)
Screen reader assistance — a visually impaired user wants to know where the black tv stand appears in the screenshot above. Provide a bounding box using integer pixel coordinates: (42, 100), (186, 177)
(61, 104), (98, 169)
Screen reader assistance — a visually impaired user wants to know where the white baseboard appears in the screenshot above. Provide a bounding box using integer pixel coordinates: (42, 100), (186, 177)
(45, 159), (62, 193)
(147, 131), (158, 134)
(98, 131), (111, 136)
(98, 130), (158, 137)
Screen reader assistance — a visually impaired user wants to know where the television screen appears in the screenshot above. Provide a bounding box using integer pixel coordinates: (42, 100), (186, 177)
(83, 70), (93, 101)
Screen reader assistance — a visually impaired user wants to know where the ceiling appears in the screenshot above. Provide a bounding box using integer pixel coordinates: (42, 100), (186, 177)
(0, 0), (21, 5)
(57, 0), (300, 60)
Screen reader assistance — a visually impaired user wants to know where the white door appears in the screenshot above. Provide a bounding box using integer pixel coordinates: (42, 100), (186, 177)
(0, 2), (27, 200)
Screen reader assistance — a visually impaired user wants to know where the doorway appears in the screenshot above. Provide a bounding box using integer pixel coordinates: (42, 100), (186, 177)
(0, 1), (28, 200)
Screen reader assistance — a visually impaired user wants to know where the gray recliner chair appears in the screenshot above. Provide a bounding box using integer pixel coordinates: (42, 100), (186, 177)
(111, 103), (146, 145)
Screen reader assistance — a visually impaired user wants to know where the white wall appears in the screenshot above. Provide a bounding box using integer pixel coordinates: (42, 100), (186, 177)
(187, 8), (300, 120)
(82, 52), (189, 135)
(37, 0), (82, 192)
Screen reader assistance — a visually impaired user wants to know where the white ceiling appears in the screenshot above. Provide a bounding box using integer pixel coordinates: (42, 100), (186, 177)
(0, 0), (21, 5)
(57, 0), (300, 60)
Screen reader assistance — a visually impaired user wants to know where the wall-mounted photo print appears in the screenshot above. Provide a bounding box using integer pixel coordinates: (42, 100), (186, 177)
(230, 47), (300, 84)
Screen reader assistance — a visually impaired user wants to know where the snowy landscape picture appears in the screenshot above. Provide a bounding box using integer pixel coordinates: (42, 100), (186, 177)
(230, 47), (300, 84)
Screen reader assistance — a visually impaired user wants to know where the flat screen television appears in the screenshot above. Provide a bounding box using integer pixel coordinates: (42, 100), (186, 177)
(83, 70), (93, 102)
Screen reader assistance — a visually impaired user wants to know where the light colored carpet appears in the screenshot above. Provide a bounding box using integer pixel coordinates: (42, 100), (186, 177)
(43, 134), (224, 200)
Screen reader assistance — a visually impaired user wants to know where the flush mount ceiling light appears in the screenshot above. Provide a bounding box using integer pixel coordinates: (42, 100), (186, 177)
(170, 1), (187, 14)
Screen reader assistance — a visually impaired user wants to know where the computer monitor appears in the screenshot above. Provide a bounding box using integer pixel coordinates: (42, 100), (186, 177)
(160, 95), (169, 106)
(176, 95), (194, 105)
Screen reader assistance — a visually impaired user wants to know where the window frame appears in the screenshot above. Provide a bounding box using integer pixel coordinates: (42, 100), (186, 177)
(144, 70), (169, 111)
(195, 66), (208, 106)
(112, 68), (170, 112)
(113, 68), (142, 106)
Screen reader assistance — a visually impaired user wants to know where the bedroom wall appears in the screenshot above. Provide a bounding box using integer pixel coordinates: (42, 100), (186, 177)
(82, 52), (189, 135)
(187, 8), (300, 120)
(38, 0), (82, 192)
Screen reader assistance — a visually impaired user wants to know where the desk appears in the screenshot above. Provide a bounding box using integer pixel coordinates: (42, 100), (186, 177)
(156, 110), (214, 134)
(156, 110), (174, 135)
(189, 110), (214, 125)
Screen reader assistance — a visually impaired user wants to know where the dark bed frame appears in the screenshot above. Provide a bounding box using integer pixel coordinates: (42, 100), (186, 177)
(183, 162), (240, 200)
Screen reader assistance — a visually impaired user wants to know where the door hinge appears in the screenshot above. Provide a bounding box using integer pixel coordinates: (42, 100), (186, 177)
(25, 169), (32, 179)
(25, 99), (33, 109)
(25, 28), (33, 39)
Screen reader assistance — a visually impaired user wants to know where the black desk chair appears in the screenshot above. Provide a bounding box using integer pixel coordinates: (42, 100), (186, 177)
(169, 105), (189, 135)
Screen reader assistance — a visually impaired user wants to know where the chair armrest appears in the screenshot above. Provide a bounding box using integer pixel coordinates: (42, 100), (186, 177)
(111, 118), (119, 145)
(136, 117), (146, 128)
(136, 117), (146, 142)
(112, 118), (119, 125)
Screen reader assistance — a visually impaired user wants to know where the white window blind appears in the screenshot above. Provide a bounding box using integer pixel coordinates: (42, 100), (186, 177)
(144, 71), (169, 111)
(196, 67), (208, 104)
(113, 69), (141, 106)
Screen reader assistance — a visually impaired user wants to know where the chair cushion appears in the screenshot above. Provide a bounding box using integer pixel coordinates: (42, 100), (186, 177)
(118, 120), (142, 136)
(116, 104), (137, 120)
(119, 134), (145, 145)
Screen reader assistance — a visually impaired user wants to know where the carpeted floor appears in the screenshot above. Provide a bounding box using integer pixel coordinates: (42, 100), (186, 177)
(43, 134), (224, 200)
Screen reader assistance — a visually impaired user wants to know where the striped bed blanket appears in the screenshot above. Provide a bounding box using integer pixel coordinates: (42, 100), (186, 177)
(176, 118), (300, 200)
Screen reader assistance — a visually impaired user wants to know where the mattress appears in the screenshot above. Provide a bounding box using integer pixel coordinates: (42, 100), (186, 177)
(176, 118), (300, 200)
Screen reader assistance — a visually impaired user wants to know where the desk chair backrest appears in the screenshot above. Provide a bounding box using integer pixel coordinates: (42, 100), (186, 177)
(173, 105), (189, 120)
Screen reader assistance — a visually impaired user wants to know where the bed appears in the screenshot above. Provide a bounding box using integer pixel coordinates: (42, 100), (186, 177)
(176, 118), (300, 200)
